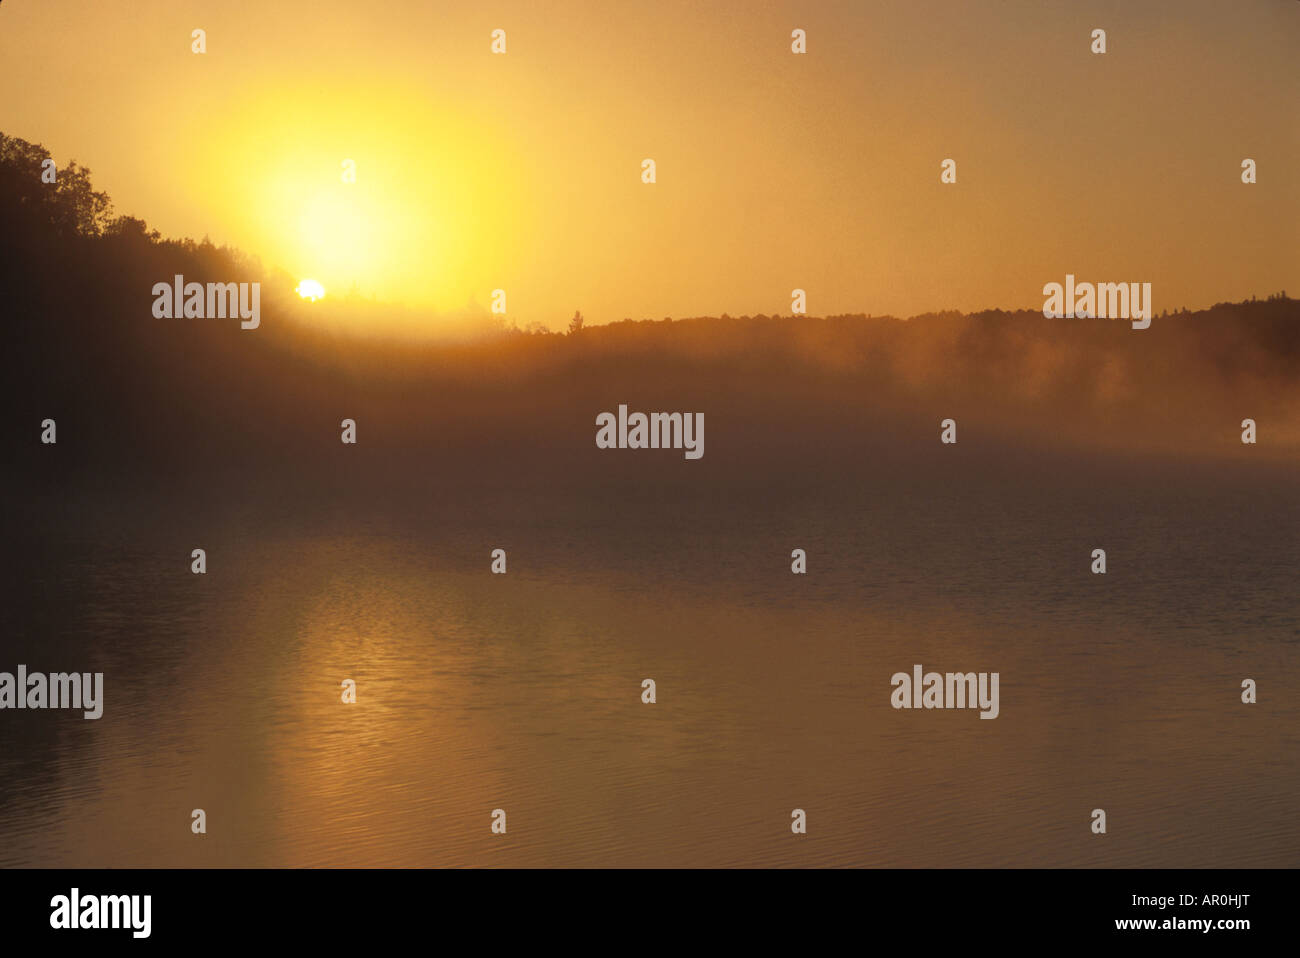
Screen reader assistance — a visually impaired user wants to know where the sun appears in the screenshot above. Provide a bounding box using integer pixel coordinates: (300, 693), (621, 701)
(296, 279), (325, 302)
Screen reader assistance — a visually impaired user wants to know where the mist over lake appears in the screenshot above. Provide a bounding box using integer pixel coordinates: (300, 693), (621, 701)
(3, 421), (1295, 866)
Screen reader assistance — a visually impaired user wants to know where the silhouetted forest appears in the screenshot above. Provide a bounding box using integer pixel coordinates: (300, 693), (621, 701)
(3, 131), (1297, 496)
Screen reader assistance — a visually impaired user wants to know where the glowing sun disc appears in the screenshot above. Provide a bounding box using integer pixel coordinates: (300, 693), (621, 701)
(296, 279), (325, 301)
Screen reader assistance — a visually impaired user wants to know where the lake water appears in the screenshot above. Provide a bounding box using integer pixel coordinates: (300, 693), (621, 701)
(1, 449), (1296, 867)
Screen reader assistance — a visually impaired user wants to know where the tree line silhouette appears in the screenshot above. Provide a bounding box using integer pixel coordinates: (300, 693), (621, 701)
(3, 129), (1297, 494)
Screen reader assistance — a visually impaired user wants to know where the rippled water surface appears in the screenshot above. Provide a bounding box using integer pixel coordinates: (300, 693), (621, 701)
(1, 454), (1296, 867)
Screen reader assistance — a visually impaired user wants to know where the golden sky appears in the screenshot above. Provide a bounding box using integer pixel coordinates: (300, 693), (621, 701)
(2, 0), (1296, 328)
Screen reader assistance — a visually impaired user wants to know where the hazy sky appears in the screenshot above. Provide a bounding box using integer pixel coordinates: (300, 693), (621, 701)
(2, 0), (1296, 327)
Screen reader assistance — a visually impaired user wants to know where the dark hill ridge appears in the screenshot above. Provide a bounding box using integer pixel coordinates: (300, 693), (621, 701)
(3, 131), (1297, 489)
